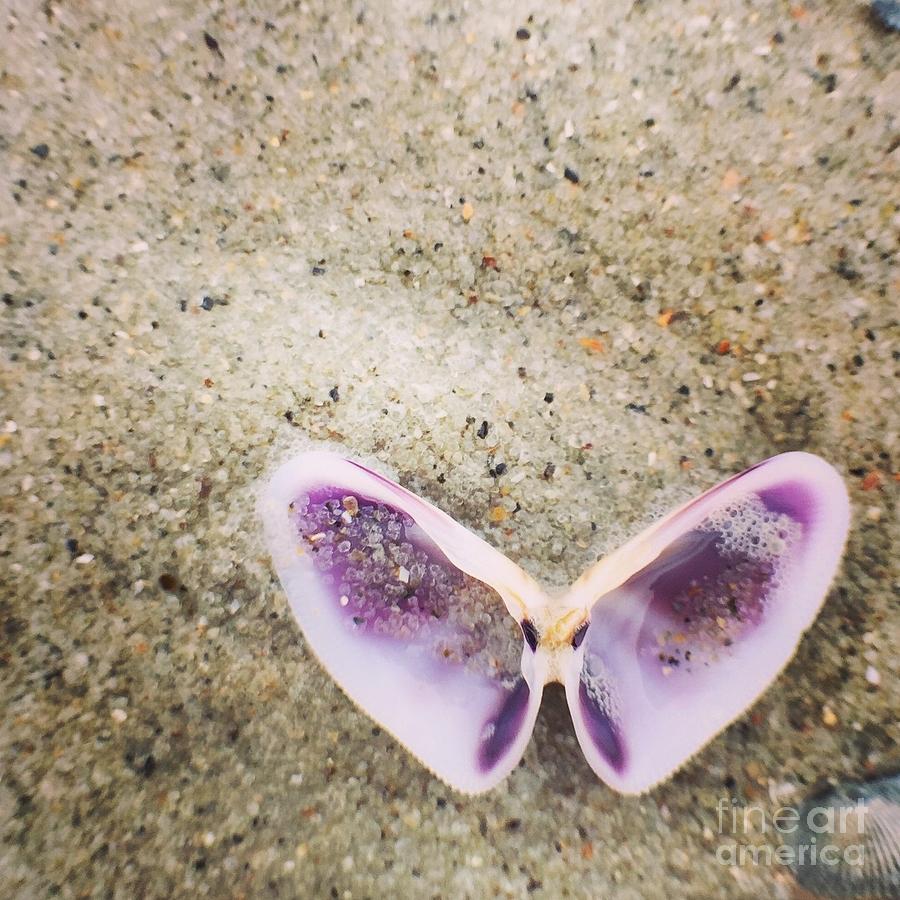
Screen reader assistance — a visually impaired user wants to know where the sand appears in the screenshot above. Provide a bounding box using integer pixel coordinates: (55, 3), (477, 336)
(1, 0), (897, 896)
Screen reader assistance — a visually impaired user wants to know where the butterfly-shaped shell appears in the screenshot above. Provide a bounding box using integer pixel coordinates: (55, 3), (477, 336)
(260, 450), (850, 795)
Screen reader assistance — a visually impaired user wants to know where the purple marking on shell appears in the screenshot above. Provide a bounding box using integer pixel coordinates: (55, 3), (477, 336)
(757, 480), (817, 530)
(571, 621), (589, 650)
(578, 678), (626, 772)
(520, 619), (539, 652)
(630, 491), (803, 682)
(290, 487), (522, 684)
(477, 678), (531, 771)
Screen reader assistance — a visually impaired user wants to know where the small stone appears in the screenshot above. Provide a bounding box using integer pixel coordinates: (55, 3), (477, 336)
(30, 143), (50, 160)
(489, 506), (508, 523)
(861, 471), (882, 491)
(461, 202), (474, 222)
(158, 573), (178, 591)
(721, 168), (742, 191)
(203, 32), (224, 58)
(822, 705), (838, 728)
(111, 708), (127, 723)
(865, 665), (881, 686)
(745, 760), (764, 782)
(75, 553), (95, 564)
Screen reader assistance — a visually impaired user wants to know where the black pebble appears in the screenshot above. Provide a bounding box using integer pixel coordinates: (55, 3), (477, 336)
(516, 27), (530, 40)
(311, 266), (326, 276)
(30, 144), (50, 160)
(677, 384), (690, 396)
(200, 296), (215, 311)
(477, 420), (489, 439)
(494, 462), (507, 475)
(543, 392), (554, 403)
(563, 167), (580, 184)
(65, 538), (79, 555)
(203, 31), (225, 59)
(834, 261), (860, 282)
(329, 386), (340, 402)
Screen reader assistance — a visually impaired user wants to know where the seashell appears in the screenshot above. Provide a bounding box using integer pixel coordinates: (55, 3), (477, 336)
(259, 451), (850, 794)
(872, 0), (900, 33)
(789, 773), (900, 898)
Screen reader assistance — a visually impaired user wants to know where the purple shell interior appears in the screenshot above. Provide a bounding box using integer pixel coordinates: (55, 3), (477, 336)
(578, 678), (627, 773)
(577, 486), (808, 771)
(757, 479), (819, 530)
(290, 486), (527, 772)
